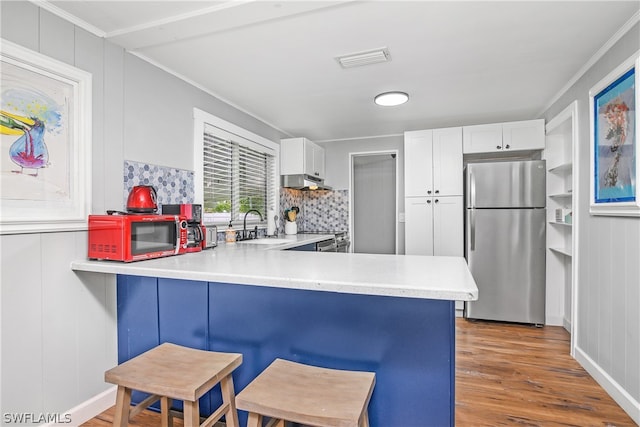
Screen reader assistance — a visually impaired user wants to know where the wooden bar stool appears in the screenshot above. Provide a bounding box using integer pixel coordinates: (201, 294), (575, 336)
(236, 359), (375, 427)
(105, 342), (242, 427)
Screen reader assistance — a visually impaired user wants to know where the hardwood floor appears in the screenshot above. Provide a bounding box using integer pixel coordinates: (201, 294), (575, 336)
(83, 319), (636, 426)
(456, 319), (635, 426)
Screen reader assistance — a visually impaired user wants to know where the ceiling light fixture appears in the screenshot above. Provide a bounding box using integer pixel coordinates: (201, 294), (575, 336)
(374, 91), (409, 107)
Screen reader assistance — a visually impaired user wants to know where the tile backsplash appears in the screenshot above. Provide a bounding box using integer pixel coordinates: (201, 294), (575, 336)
(280, 188), (349, 232)
(123, 160), (194, 210)
(121, 162), (348, 235)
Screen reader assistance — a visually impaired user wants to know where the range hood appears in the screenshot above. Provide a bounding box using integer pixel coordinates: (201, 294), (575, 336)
(281, 174), (332, 191)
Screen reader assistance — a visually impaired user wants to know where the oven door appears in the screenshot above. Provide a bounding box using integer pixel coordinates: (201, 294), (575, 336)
(316, 238), (337, 252)
(336, 240), (350, 253)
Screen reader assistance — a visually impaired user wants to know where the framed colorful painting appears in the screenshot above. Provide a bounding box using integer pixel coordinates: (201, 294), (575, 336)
(589, 52), (639, 216)
(0, 39), (92, 234)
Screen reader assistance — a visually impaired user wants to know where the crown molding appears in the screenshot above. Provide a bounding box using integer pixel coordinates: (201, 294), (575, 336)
(30, 0), (106, 37)
(538, 9), (640, 116)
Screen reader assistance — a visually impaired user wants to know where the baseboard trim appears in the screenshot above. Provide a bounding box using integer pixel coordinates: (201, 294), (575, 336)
(562, 317), (571, 333)
(42, 386), (116, 427)
(574, 346), (640, 424)
(545, 314), (564, 326)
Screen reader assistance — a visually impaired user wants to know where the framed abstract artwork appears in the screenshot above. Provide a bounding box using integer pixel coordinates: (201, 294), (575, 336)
(1, 39), (92, 234)
(589, 52), (639, 216)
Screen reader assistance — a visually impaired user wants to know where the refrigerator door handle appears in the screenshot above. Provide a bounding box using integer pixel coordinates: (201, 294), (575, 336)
(470, 171), (476, 208)
(470, 209), (476, 251)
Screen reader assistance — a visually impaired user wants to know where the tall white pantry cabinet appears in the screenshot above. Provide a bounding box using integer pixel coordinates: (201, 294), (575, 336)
(404, 128), (463, 257)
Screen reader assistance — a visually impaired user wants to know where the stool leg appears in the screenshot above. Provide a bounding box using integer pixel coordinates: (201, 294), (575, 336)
(360, 410), (370, 427)
(220, 374), (239, 427)
(183, 400), (200, 427)
(246, 412), (262, 427)
(160, 396), (173, 427)
(113, 386), (132, 427)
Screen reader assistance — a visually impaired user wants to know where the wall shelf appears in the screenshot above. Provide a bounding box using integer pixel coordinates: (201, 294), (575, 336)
(548, 162), (572, 173)
(549, 192), (573, 198)
(544, 100), (577, 335)
(549, 246), (572, 257)
(549, 221), (572, 227)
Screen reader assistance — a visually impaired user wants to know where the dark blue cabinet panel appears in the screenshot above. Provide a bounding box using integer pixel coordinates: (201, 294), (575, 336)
(157, 278), (208, 349)
(118, 275), (456, 426)
(117, 275), (159, 362)
(117, 276), (160, 409)
(157, 278), (212, 415)
(208, 281), (454, 427)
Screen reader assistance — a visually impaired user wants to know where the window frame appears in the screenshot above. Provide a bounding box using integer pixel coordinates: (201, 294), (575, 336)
(193, 108), (279, 226)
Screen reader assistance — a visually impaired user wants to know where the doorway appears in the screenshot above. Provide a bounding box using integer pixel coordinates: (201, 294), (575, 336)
(350, 151), (398, 254)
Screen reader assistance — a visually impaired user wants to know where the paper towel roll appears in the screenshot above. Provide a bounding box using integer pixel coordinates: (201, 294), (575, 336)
(267, 208), (275, 236)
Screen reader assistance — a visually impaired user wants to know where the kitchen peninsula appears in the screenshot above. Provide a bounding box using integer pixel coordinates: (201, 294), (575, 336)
(71, 234), (478, 427)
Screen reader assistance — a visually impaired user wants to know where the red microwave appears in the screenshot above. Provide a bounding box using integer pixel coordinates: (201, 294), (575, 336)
(88, 214), (188, 262)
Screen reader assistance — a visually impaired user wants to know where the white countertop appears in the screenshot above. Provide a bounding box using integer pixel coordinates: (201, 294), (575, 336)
(71, 234), (478, 301)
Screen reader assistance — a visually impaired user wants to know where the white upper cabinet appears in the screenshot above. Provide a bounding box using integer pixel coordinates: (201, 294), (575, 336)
(404, 130), (433, 197)
(280, 137), (325, 179)
(463, 119), (544, 154)
(404, 127), (463, 197)
(432, 127), (464, 196)
(462, 123), (502, 154)
(502, 120), (545, 151)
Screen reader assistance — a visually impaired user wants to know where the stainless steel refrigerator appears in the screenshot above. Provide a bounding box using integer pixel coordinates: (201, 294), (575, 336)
(464, 160), (546, 325)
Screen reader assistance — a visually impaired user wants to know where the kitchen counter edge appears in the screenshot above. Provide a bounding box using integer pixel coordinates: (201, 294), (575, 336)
(71, 234), (478, 302)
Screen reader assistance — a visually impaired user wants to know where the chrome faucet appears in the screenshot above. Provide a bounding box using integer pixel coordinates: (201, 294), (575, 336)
(242, 209), (263, 240)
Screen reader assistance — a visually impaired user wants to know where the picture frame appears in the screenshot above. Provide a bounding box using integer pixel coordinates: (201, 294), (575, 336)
(1, 39), (92, 234)
(589, 51), (639, 216)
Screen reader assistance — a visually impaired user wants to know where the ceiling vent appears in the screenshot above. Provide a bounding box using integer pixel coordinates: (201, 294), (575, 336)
(335, 47), (391, 69)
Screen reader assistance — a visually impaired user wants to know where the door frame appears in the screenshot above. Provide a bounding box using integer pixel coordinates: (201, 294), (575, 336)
(349, 150), (399, 254)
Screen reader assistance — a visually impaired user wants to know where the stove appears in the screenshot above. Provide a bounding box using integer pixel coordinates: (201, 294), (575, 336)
(303, 231), (350, 253)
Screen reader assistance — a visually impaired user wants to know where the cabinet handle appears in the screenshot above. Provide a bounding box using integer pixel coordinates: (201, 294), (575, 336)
(496, 145), (502, 149)
(427, 190), (432, 194)
(435, 199), (439, 203)
(427, 199), (432, 204)
(435, 190), (439, 194)
(505, 144), (510, 149)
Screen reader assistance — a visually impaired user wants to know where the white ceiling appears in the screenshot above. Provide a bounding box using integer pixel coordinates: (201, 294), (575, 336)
(45, 0), (639, 142)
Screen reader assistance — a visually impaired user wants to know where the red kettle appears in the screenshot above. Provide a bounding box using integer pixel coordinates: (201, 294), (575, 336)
(126, 185), (158, 213)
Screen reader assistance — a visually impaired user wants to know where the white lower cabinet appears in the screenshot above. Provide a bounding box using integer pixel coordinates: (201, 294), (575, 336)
(405, 196), (463, 256)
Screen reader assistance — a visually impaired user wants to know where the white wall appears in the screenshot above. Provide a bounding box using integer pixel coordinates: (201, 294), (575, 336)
(321, 135), (406, 253)
(542, 23), (640, 422)
(123, 54), (283, 171)
(0, 2), (284, 423)
(1, 3), (120, 423)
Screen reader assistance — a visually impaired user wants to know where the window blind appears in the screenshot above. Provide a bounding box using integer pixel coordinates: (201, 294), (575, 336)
(202, 126), (275, 224)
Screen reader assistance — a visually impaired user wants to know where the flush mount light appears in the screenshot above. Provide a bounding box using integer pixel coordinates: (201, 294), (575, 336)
(374, 91), (409, 107)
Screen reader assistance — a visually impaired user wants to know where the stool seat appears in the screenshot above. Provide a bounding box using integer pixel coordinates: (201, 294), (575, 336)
(236, 359), (375, 427)
(105, 343), (242, 427)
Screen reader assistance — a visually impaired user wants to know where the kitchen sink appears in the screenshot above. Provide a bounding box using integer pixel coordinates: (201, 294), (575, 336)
(237, 238), (293, 245)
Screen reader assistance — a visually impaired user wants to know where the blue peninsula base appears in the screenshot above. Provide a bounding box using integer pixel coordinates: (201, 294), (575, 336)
(117, 275), (456, 427)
